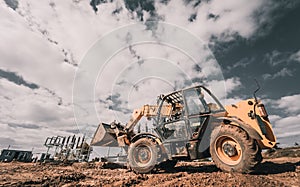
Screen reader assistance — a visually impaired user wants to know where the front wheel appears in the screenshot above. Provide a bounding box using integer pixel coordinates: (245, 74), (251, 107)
(210, 125), (262, 173)
(128, 138), (158, 174)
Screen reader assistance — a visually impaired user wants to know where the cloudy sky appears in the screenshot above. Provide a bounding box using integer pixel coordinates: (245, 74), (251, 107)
(0, 0), (299, 156)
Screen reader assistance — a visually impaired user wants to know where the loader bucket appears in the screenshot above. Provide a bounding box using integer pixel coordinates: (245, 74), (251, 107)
(91, 123), (119, 147)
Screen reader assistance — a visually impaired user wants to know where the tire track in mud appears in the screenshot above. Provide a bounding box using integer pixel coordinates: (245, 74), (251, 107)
(0, 150), (299, 187)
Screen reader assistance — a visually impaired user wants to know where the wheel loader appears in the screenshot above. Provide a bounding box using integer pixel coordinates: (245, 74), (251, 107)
(91, 85), (276, 173)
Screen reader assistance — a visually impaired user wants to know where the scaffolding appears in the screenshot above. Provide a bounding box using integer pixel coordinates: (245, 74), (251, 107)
(43, 135), (92, 162)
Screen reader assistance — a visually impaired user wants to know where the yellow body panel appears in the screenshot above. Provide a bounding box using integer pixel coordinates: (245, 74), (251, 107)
(225, 99), (276, 148)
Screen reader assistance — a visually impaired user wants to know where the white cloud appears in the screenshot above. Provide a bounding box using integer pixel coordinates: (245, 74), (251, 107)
(0, 122), (79, 153)
(264, 50), (284, 66)
(0, 5), (76, 102)
(155, 0), (272, 42)
(268, 115), (281, 123)
(92, 43), (219, 124)
(0, 0), (135, 151)
(226, 57), (253, 72)
(16, 0), (133, 63)
(289, 50), (300, 62)
(275, 94), (300, 115)
(274, 115), (300, 129)
(0, 79), (75, 127)
(267, 94), (300, 146)
(262, 67), (293, 80)
(263, 49), (300, 68)
(206, 77), (241, 100)
(190, 0), (275, 41)
(222, 97), (244, 106)
(0, 74), (77, 151)
(272, 114), (300, 146)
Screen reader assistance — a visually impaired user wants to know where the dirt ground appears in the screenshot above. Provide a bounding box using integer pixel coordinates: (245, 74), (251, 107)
(0, 147), (299, 187)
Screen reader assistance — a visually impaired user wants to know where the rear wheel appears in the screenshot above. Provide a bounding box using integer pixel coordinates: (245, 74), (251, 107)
(210, 125), (262, 173)
(128, 138), (158, 174)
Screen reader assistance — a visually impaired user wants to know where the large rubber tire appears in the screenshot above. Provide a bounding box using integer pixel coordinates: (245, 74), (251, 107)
(210, 125), (262, 173)
(128, 138), (158, 174)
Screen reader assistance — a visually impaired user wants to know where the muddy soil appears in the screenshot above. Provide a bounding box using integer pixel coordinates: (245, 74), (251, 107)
(0, 147), (299, 187)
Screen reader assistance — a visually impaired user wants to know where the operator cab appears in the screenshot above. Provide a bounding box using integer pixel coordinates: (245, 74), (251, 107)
(154, 85), (225, 159)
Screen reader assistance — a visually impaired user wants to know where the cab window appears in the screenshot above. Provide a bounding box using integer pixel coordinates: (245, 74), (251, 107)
(184, 88), (208, 115)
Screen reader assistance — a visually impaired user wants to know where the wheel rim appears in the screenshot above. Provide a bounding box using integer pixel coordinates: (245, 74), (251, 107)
(133, 145), (152, 166)
(215, 136), (242, 165)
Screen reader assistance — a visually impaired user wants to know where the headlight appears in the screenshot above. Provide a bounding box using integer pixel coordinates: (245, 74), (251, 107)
(257, 104), (268, 118)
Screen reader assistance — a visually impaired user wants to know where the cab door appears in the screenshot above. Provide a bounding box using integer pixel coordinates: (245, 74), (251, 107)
(155, 91), (190, 158)
(183, 88), (211, 159)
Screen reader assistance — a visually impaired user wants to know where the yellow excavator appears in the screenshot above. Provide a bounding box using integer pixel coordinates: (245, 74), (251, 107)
(91, 85), (276, 174)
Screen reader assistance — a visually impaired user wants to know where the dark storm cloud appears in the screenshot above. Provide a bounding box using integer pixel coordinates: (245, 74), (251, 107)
(65, 129), (80, 134)
(212, 2), (300, 99)
(0, 69), (39, 89)
(90, 0), (157, 22)
(107, 94), (124, 110)
(102, 93), (131, 114)
(8, 123), (41, 129)
(3, 0), (18, 10)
